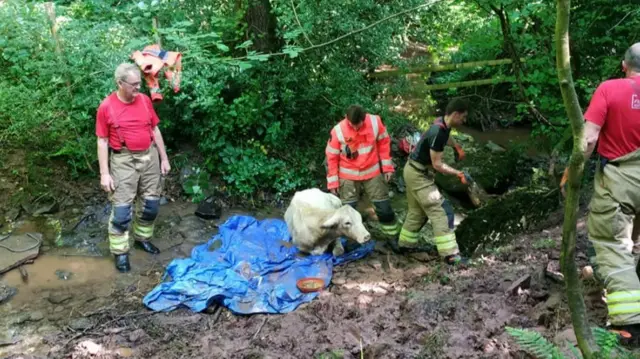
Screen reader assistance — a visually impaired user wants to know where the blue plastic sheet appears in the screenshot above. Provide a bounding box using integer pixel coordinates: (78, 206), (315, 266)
(143, 215), (375, 314)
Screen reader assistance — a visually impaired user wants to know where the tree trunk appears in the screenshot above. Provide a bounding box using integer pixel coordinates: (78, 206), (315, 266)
(555, 0), (597, 357)
(492, 5), (553, 128)
(244, 0), (280, 53)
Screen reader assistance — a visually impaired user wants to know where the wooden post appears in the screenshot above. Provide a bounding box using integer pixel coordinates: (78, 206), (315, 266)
(152, 17), (162, 48)
(369, 58), (526, 78)
(44, 3), (62, 55)
(44, 2), (69, 88)
(411, 77), (515, 91)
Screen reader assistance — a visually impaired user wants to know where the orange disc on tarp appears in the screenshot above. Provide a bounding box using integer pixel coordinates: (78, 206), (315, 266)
(296, 278), (325, 293)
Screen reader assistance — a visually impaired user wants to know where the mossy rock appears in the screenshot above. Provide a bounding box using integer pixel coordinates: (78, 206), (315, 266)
(455, 186), (560, 256)
(435, 144), (536, 196)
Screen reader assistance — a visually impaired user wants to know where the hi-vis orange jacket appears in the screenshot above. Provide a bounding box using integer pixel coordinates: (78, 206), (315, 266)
(130, 44), (182, 102)
(325, 114), (394, 189)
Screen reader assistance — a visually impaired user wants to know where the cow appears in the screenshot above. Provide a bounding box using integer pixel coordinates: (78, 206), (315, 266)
(284, 188), (371, 256)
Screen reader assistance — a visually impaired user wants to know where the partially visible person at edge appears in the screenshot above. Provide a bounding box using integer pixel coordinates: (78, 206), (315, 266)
(96, 63), (171, 273)
(325, 105), (401, 247)
(560, 43), (640, 345)
(395, 98), (472, 266)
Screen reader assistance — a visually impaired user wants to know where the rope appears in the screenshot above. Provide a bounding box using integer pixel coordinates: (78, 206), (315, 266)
(0, 233), (43, 253)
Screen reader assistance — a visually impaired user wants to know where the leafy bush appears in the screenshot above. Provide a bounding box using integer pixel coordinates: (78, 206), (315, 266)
(0, 0), (416, 197)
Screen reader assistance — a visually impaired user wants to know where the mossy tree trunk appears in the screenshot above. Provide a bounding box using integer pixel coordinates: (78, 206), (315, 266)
(555, 0), (597, 357)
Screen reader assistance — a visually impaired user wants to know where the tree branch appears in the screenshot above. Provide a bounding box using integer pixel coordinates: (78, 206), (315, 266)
(290, 0), (314, 46)
(471, 0), (491, 15)
(233, 0), (444, 60)
(555, 0), (597, 357)
(606, 8), (640, 34)
(492, 4), (555, 129)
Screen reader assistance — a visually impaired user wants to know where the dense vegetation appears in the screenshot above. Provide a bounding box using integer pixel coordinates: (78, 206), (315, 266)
(1, 0), (637, 197)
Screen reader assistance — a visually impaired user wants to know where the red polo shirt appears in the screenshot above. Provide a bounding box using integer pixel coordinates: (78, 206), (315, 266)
(584, 76), (640, 160)
(95, 93), (160, 151)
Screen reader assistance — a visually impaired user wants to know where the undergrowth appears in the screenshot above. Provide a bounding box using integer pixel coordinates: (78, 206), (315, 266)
(506, 326), (639, 359)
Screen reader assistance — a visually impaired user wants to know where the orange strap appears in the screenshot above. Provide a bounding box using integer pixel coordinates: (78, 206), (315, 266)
(560, 168), (569, 188)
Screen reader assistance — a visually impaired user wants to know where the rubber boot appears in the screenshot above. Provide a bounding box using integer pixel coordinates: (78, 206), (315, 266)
(134, 240), (160, 254)
(115, 253), (131, 273)
(444, 254), (469, 267)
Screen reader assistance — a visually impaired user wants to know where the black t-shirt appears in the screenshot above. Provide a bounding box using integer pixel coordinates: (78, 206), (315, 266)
(409, 117), (450, 165)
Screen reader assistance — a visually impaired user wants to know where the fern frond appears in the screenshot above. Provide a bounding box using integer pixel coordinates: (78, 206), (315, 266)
(592, 327), (638, 358)
(567, 344), (582, 359)
(506, 326), (565, 359)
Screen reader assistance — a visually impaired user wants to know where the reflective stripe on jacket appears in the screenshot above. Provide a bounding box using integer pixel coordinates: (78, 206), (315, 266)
(325, 113), (394, 189)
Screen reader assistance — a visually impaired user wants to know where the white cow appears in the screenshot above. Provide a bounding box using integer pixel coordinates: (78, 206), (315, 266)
(284, 188), (371, 256)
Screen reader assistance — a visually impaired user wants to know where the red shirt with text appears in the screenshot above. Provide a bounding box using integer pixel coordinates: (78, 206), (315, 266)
(584, 76), (640, 160)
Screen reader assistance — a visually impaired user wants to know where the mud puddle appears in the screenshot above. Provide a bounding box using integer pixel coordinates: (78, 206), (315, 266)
(3, 254), (117, 305)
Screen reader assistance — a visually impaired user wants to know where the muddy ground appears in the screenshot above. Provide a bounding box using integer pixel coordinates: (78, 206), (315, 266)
(0, 178), (624, 359)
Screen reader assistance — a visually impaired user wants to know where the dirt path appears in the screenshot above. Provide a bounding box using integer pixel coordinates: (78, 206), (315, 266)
(0, 191), (623, 359)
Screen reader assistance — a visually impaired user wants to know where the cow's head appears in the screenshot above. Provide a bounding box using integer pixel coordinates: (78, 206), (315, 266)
(321, 205), (371, 244)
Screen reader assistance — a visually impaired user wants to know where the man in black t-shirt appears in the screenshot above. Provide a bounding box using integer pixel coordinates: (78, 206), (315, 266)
(394, 98), (473, 266)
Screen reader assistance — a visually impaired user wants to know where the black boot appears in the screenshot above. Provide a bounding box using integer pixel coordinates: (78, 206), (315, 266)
(114, 253), (130, 273)
(134, 240), (160, 254)
(387, 238), (436, 254)
(444, 254), (469, 267)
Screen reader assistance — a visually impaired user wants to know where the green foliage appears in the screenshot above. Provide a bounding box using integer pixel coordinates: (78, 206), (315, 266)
(417, 328), (447, 359)
(181, 167), (210, 203)
(0, 0), (421, 196)
(506, 326), (638, 359)
(506, 327), (564, 359)
(218, 141), (311, 196)
(316, 350), (344, 359)
(401, 0), (640, 152)
(533, 237), (556, 250)
(4, 0), (636, 196)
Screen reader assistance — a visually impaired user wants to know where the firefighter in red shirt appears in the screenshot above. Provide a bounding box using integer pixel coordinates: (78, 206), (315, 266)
(561, 43), (640, 343)
(96, 63), (171, 272)
(325, 105), (400, 243)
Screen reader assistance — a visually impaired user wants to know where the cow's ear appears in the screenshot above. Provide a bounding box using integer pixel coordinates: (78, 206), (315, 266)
(321, 212), (341, 229)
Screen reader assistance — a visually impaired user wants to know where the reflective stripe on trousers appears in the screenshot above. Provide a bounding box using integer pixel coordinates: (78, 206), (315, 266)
(588, 148), (640, 325)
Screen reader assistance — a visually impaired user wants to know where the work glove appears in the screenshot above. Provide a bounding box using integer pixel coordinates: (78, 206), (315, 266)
(560, 168), (569, 198)
(457, 171), (473, 185)
(453, 143), (466, 162)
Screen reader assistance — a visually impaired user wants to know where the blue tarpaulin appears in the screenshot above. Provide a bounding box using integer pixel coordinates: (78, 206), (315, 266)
(143, 215), (375, 314)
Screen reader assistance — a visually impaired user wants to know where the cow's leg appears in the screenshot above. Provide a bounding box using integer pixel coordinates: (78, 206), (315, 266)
(311, 244), (329, 256)
(332, 239), (345, 256)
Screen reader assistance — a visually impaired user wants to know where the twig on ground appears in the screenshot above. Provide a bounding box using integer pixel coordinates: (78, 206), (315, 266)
(71, 214), (92, 232)
(18, 266), (28, 283)
(211, 305), (223, 325)
(386, 253), (396, 272)
(252, 316), (268, 340)
(163, 240), (185, 253)
(58, 310), (158, 352)
(59, 253), (102, 258)
(145, 260), (159, 277)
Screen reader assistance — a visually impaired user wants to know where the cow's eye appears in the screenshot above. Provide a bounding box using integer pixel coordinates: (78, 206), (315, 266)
(344, 221), (352, 227)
